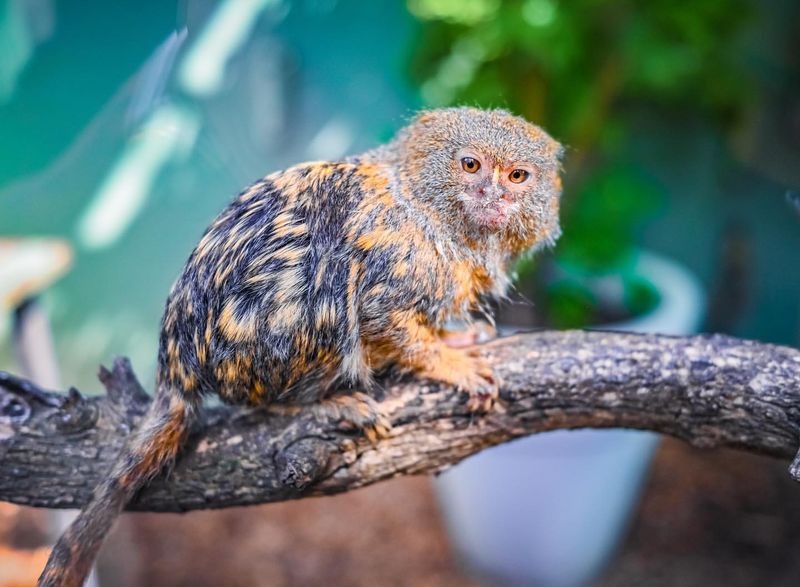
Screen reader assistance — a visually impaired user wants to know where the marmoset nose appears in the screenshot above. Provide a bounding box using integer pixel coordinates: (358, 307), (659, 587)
(477, 184), (506, 200)
(477, 184), (498, 197)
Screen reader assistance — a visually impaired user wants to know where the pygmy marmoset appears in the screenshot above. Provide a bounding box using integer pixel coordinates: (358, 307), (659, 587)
(39, 107), (563, 586)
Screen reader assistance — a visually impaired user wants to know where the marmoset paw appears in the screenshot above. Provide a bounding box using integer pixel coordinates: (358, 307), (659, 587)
(440, 321), (498, 348)
(460, 355), (499, 413)
(312, 392), (391, 444)
(418, 346), (499, 413)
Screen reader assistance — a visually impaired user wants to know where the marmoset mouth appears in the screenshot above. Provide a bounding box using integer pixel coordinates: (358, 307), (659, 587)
(465, 201), (512, 230)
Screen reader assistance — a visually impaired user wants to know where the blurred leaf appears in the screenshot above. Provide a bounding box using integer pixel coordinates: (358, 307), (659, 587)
(624, 274), (661, 318)
(545, 279), (596, 329)
(408, 0), (501, 25)
(556, 164), (664, 271)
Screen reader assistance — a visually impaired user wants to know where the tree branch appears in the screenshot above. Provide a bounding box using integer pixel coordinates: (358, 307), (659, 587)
(1, 330), (799, 512)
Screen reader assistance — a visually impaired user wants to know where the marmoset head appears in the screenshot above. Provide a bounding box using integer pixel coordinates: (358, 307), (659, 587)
(396, 107), (563, 252)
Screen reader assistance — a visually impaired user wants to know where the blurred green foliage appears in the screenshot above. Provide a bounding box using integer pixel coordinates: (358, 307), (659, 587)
(407, 0), (751, 326)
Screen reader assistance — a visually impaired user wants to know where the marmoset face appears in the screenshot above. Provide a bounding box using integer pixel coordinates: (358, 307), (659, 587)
(453, 146), (540, 231)
(400, 108), (563, 247)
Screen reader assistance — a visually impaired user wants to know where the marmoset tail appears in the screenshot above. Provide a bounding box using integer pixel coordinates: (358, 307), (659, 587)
(39, 107), (563, 586)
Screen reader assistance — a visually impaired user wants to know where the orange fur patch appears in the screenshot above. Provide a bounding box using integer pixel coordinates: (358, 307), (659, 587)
(315, 299), (337, 329)
(267, 301), (302, 330)
(218, 298), (258, 343)
(119, 398), (188, 487)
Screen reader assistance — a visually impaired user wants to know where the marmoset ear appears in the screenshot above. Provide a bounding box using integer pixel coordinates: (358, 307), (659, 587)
(414, 110), (438, 126)
(553, 140), (566, 162)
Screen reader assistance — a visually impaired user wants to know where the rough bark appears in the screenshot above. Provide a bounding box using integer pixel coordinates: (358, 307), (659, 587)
(0, 330), (798, 512)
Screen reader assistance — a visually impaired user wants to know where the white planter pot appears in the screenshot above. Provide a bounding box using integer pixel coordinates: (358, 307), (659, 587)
(434, 251), (705, 587)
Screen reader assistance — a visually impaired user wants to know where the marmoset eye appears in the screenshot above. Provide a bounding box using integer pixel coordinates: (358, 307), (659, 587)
(461, 157), (481, 173)
(509, 169), (529, 184)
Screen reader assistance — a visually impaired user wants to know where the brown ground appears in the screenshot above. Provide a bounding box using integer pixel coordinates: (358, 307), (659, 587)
(596, 440), (800, 587)
(3, 438), (800, 587)
(0, 504), (50, 587)
(98, 476), (480, 587)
